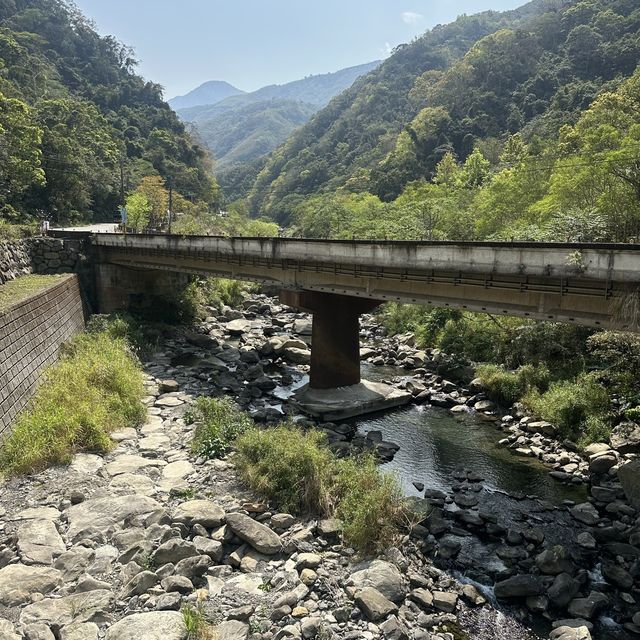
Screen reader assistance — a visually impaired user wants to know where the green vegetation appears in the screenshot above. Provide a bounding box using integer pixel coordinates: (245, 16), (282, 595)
(176, 62), (380, 202)
(380, 304), (640, 446)
(181, 598), (216, 640)
(0, 0), (219, 225)
(235, 424), (403, 553)
(523, 374), (611, 442)
(195, 278), (257, 311)
(0, 274), (66, 312)
(0, 326), (145, 475)
(475, 363), (550, 405)
(248, 0), (640, 240)
(188, 397), (253, 459)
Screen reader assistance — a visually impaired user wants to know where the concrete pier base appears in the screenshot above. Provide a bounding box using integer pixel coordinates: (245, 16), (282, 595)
(293, 379), (412, 421)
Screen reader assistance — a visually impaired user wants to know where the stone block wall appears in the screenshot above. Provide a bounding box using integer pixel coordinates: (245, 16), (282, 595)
(0, 274), (86, 438)
(0, 237), (85, 285)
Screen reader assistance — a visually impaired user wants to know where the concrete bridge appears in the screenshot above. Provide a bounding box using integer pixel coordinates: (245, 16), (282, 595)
(55, 232), (640, 394)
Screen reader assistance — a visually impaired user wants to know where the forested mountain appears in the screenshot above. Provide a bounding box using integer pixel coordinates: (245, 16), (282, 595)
(176, 61), (380, 203)
(0, 0), (219, 225)
(168, 80), (245, 111)
(249, 0), (640, 227)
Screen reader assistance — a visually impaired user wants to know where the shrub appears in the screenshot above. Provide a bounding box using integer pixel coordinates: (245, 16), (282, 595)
(625, 406), (640, 423)
(476, 363), (550, 405)
(588, 331), (640, 400)
(523, 373), (610, 441)
(235, 425), (334, 514)
(199, 278), (256, 310)
(188, 397), (253, 459)
(235, 424), (403, 553)
(334, 455), (403, 554)
(0, 330), (145, 475)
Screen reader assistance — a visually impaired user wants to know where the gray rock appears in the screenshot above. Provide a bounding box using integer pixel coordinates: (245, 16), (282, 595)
(225, 512), (281, 555)
(161, 575), (194, 594)
(59, 623), (99, 640)
(0, 564), (62, 606)
(193, 536), (223, 561)
(618, 460), (640, 508)
(24, 624), (56, 640)
(588, 451), (617, 474)
(173, 500), (225, 528)
(432, 591), (458, 613)
(20, 590), (113, 627)
(602, 563), (633, 589)
(610, 422), (640, 454)
(550, 627), (592, 640)
(380, 615), (410, 640)
(354, 587), (398, 621)
(174, 554), (211, 579)
(18, 519), (65, 565)
(121, 570), (159, 597)
(66, 495), (161, 540)
(567, 592), (608, 619)
(105, 611), (186, 640)
(548, 573), (581, 608)
(153, 539), (198, 565)
(0, 620), (21, 640)
(570, 503), (600, 526)
(156, 592), (182, 611)
(216, 620), (250, 640)
(348, 560), (406, 603)
(535, 546), (574, 575)
(54, 546), (95, 581)
(494, 575), (545, 599)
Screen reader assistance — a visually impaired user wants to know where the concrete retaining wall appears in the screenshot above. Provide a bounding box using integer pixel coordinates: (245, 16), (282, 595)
(0, 274), (86, 438)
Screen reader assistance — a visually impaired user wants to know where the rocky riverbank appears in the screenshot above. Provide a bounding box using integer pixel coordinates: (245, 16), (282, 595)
(0, 291), (638, 639)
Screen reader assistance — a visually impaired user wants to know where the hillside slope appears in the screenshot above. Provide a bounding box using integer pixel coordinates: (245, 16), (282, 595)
(169, 80), (245, 110)
(0, 0), (218, 224)
(249, 0), (640, 223)
(178, 62), (381, 202)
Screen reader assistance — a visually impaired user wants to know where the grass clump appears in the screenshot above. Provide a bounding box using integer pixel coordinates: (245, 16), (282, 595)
(234, 425), (334, 514)
(182, 598), (216, 640)
(188, 397), (252, 459)
(0, 274), (67, 312)
(476, 363), (550, 405)
(523, 373), (610, 441)
(235, 424), (403, 554)
(0, 329), (145, 475)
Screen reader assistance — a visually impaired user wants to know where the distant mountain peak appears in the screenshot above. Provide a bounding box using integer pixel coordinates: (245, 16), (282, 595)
(169, 81), (245, 110)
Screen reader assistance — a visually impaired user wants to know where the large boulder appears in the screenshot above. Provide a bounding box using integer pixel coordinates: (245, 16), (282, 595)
(0, 565), (62, 606)
(494, 575), (545, 599)
(20, 590), (113, 627)
(354, 587), (398, 621)
(173, 500), (225, 528)
(618, 460), (640, 508)
(535, 546), (574, 575)
(66, 495), (162, 540)
(347, 560), (406, 603)
(610, 422), (640, 454)
(17, 519), (65, 565)
(105, 612), (186, 640)
(225, 513), (281, 555)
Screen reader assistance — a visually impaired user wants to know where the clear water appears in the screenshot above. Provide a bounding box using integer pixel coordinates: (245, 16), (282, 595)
(354, 364), (586, 504)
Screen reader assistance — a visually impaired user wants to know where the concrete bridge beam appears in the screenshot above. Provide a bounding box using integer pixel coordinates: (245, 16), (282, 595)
(280, 290), (379, 389)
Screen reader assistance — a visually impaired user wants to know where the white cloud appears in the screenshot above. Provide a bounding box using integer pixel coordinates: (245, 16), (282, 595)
(401, 11), (423, 25)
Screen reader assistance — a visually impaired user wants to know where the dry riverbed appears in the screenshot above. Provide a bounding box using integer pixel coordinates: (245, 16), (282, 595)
(0, 292), (638, 640)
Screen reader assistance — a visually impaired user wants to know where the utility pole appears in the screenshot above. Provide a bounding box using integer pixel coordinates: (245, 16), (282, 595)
(119, 155), (125, 205)
(168, 183), (173, 235)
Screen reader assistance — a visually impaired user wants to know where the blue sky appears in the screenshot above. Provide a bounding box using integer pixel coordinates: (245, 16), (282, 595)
(74, 0), (528, 99)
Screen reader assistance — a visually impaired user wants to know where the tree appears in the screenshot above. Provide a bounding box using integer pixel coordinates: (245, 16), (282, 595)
(135, 175), (168, 229)
(0, 91), (44, 219)
(125, 192), (151, 232)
